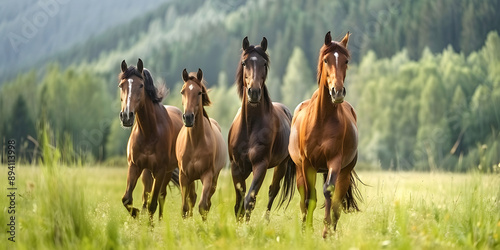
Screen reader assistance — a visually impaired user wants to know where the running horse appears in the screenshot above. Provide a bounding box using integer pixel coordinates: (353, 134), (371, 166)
(176, 69), (227, 221)
(289, 32), (363, 238)
(118, 59), (183, 219)
(228, 37), (296, 222)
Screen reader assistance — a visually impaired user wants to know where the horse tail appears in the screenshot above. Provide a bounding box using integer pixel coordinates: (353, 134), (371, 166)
(342, 170), (364, 212)
(169, 168), (181, 188)
(277, 157), (296, 209)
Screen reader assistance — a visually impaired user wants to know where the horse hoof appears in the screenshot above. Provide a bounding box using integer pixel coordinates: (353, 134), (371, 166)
(131, 208), (140, 218)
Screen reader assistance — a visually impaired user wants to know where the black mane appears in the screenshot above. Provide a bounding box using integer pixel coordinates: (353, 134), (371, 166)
(119, 66), (164, 103)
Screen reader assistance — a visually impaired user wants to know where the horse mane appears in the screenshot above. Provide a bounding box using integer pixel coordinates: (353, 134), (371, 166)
(119, 66), (165, 103)
(235, 45), (271, 105)
(316, 41), (350, 85)
(182, 73), (211, 120)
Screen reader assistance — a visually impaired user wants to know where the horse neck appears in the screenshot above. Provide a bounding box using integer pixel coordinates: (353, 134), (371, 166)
(240, 91), (272, 131)
(314, 77), (340, 123)
(134, 99), (163, 138)
(186, 105), (208, 144)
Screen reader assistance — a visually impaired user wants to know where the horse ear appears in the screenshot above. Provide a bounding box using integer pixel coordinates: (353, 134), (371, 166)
(340, 31), (350, 48)
(242, 36), (250, 51)
(182, 69), (189, 82)
(324, 31), (332, 46)
(197, 68), (203, 81)
(137, 58), (143, 73)
(260, 37), (267, 51)
(121, 60), (127, 72)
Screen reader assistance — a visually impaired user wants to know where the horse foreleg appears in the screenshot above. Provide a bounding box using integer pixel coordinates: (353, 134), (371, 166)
(303, 161), (317, 229)
(141, 169), (153, 211)
(231, 162), (248, 222)
(122, 164), (142, 218)
(296, 163), (307, 228)
(180, 171), (191, 219)
(199, 171), (215, 221)
(245, 162), (268, 222)
(265, 161), (287, 221)
(322, 164), (340, 238)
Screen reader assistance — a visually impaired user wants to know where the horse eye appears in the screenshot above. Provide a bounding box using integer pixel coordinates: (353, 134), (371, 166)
(242, 62), (246, 67)
(323, 58), (328, 64)
(346, 60), (349, 64)
(139, 84), (144, 88)
(198, 91), (202, 96)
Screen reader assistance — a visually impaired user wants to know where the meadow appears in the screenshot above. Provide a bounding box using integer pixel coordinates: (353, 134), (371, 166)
(1, 165), (499, 249)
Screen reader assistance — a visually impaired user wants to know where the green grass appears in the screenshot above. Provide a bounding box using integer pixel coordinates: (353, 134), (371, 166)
(1, 165), (499, 249)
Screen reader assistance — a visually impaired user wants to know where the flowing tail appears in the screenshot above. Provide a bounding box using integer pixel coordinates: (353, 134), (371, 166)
(276, 157), (296, 209)
(342, 170), (364, 212)
(169, 168), (180, 188)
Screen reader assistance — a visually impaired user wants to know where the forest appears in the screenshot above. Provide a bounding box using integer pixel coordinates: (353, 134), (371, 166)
(1, 0), (499, 172)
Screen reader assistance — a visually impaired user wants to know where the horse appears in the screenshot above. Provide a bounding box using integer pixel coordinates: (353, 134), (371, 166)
(118, 58), (183, 220)
(228, 37), (296, 222)
(175, 68), (228, 221)
(288, 32), (363, 238)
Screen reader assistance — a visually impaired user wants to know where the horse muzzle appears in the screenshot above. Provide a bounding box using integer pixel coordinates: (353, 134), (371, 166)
(247, 88), (261, 103)
(330, 87), (346, 104)
(182, 113), (195, 127)
(120, 111), (134, 127)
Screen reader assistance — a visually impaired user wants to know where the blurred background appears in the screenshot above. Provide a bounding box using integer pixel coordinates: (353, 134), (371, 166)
(1, 0), (499, 172)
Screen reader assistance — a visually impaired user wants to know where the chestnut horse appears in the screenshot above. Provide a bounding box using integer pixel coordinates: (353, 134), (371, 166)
(228, 37), (296, 222)
(118, 59), (183, 219)
(289, 32), (362, 237)
(176, 69), (227, 221)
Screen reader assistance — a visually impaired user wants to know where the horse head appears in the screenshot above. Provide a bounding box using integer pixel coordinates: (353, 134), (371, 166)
(118, 59), (146, 127)
(238, 37), (269, 104)
(318, 32), (350, 104)
(181, 68), (210, 127)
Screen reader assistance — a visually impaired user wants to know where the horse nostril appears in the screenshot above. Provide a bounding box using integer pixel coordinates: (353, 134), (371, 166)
(342, 87), (346, 96)
(182, 114), (186, 120)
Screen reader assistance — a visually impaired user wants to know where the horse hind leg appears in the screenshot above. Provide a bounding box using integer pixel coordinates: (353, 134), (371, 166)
(331, 155), (358, 233)
(231, 162), (249, 222)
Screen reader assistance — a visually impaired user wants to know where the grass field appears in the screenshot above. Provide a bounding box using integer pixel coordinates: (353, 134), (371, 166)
(1, 165), (499, 249)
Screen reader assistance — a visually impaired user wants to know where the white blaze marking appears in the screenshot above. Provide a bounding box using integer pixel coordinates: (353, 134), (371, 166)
(250, 56), (257, 61)
(126, 79), (133, 119)
(189, 84), (194, 91)
(334, 52), (339, 67)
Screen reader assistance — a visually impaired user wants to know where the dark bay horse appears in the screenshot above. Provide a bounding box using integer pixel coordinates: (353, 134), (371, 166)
(118, 59), (183, 219)
(289, 32), (362, 238)
(176, 69), (227, 221)
(228, 37), (296, 222)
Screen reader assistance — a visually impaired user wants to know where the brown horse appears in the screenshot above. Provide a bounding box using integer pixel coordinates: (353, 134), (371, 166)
(118, 59), (183, 219)
(289, 32), (362, 237)
(176, 69), (227, 221)
(228, 37), (296, 222)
